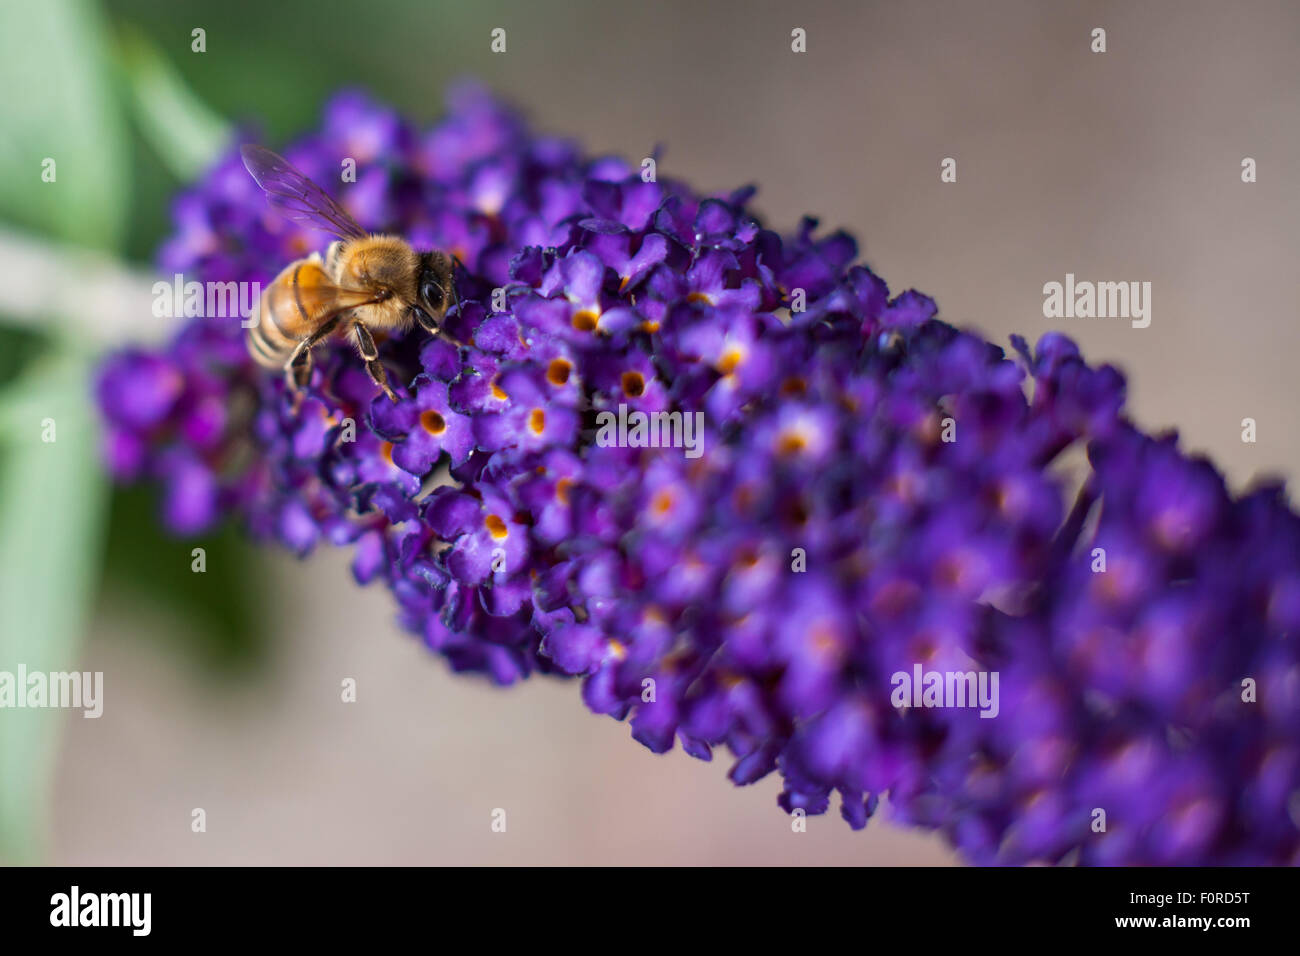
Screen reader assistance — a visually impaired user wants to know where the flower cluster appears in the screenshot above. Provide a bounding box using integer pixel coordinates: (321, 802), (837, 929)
(96, 85), (1300, 865)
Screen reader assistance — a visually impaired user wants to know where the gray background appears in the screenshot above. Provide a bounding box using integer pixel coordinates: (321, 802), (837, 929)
(51, 0), (1299, 864)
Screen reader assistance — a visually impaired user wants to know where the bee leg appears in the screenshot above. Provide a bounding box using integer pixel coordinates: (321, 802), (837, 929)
(282, 316), (341, 399)
(447, 256), (466, 332)
(414, 306), (467, 348)
(288, 346), (313, 389)
(448, 260), (463, 316)
(411, 306), (441, 335)
(353, 321), (398, 403)
(411, 308), (465, 348)
(283, 341), (313, 402)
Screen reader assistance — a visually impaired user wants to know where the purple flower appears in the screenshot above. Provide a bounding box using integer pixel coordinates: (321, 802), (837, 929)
(369, 376), (474, 473)
(94, 84), (1300, 866)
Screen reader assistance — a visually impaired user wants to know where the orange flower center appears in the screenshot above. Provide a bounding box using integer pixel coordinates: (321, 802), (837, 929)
(571, 309), (599, 332)
(420, 410), (446, 435)
(621, 370), (646, 397)
(777, 431), (807, 456)
(547, 358), (572, 386)
(717, 348), (743, 375)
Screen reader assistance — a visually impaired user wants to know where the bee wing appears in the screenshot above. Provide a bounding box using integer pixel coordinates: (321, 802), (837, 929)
(240, 144), (368, 240)
(265, 260), (389, 333)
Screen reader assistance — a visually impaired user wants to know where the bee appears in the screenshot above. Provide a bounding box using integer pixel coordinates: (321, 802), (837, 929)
(239, 144), (458, 402)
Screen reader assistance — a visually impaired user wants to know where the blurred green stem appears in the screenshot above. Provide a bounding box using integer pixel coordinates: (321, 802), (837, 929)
(0, 227), (162, 346)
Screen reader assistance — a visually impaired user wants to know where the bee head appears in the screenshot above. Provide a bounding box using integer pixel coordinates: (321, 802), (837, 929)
(415, 252), (455, 321)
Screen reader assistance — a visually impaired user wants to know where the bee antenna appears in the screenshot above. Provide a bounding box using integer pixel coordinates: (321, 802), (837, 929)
(449, 255), (466, 315)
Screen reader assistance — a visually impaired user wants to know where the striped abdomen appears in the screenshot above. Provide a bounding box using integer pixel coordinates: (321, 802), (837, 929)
(247, 257), (375, 368)
(248, 258), (315, 368)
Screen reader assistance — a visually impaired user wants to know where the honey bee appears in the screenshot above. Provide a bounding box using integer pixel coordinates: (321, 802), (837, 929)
(239, 144), (458, 402)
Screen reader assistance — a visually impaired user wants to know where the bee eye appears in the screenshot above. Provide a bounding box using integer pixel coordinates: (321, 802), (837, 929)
(420, 277), (444, 310)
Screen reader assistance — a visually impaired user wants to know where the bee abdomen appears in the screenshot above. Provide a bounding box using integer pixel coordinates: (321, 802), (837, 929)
(246, 260), (312, 367)
(247, 313), (289, 368)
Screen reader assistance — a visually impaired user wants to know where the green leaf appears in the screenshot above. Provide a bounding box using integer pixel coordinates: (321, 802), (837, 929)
(0, 0), (128, 251)
(0, 346), (107, 863)
(0, 0), (129, 862)
(115, 23), (231, 182)
(100, 484), (271, 673)
(0, 327), (50, 393)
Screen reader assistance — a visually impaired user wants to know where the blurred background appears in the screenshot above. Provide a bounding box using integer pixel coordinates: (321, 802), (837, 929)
(0, 0), (1296, 864)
